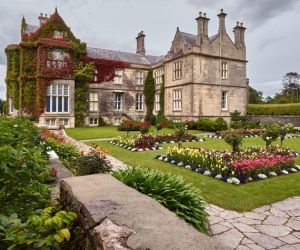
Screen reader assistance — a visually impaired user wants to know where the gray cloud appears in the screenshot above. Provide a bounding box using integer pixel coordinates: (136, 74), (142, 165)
(186, 0), (300, 26)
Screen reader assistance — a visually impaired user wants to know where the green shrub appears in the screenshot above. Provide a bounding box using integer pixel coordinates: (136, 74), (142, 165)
(212, 118), (228, 131)
(0, 207), (77, 249)
(196, 119), (215, 131)
(75, 154), (110, 176)
(46, 139), (80, 162)
(112, 167), (208, 233)
(98, 116), (107, 127)
(223, 130), (243, 152)
(140, 124), (150, 135)
(0, 145), (51, 217)
(118, 120), (141, 131)
(247, 103), (300, 116)
(0, 116), (42, 148)
(149, 115), (157, 125)
(262, 123), (281, 146)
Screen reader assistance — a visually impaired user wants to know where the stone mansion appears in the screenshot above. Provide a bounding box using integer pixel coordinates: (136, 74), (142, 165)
(6, 9), (248, 128)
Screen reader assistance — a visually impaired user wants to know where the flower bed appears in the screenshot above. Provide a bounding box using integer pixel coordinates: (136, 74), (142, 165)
(208, 128), (298, 139)
(156, 146), (299, 185)
(109, 134), (203, 152)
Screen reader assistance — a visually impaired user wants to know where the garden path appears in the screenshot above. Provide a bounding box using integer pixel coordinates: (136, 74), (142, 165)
(58, 130), (300, 250)
(207, 197), (300, 250)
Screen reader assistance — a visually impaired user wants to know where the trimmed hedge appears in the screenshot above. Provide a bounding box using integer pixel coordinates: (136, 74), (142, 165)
(247, 103), (300, 116)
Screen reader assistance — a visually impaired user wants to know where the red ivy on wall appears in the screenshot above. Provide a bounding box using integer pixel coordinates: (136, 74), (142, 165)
(83, 56), (129, 83)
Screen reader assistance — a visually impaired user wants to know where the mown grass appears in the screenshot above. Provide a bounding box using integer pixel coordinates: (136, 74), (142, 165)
(66, 126), (201, 140)
(86, 136), (300, 212)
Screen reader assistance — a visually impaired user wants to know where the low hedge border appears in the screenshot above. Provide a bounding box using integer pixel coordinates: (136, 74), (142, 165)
(247, 103), (300, 116)
(205, 134), (298, 140)
(155, 155), (300, 185)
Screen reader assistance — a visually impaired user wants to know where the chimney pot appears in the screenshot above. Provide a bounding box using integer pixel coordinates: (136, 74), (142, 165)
(136, 31), (146, 56)
(240, 23), (243, 27)
(220, 9), (224, 13)
(203, 13), (206, 17)
(199, 11), (202, 17)
(237, 21), (240, 26)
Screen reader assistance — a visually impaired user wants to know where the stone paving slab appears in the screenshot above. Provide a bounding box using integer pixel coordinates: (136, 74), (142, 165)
(207, 196), (300, 250)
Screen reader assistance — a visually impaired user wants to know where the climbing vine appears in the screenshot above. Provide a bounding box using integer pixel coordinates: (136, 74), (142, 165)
(144, 70), (155, 121)
(157, 74), (167, 122)
(74, 62), (95, 127)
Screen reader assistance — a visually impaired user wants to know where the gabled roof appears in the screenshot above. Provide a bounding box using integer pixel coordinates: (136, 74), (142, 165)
(87, 47), (164, 65)
(180, 32), (198, 46)
(179, 31), (220, 46)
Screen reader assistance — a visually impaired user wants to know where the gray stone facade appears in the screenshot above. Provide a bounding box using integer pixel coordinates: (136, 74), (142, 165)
(85, 9), (248, 126)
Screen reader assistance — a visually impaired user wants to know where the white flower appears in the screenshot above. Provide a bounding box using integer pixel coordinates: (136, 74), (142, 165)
(258, 173), (267, 179)
(204, 170), (211, 176)
(14, 124), (18, 127)
(145, 148), (150, 151)
(155, 142), (159, 145)
(215, 174), (222, 179)
(177, 162), (184, 167)
(171, 160), (176, 164)
(227, 178), (240, 185)
(269, 171), (277, 176)
(290, 168), (297, 172)
(185, 165), (191, 169)
(281, 170), (289, 175)
(295, 165), (300, 170)
(170, 141), (175, 143)
(138, 149), (144, 152)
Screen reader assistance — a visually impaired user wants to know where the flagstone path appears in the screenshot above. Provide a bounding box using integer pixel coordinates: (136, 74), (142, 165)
(207, 197), (300, 250)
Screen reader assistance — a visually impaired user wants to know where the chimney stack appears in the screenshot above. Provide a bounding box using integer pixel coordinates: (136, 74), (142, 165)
(233, 21), (246, 48)
(195, 11), (210, 39)
(136, 31), (146, 57)
(217, 9), (227, 33)
(38, 13), (49, 26)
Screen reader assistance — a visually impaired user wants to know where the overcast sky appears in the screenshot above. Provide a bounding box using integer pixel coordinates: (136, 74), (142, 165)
(0, 0), (300, 99)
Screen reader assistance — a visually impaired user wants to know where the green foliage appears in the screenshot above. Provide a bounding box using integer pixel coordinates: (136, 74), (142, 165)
(0, 145), (51, 217)
(140, 124), (150, 135)
(196, 119), (215, 131)
(143, 70), (155, 121)
(262, 123), (281, 146)
(248, 86), (263, 104)
(279, 123), (295, 147)
(112, 167), (208, 233)
(247, 103), (300, 116)
(212, 118), (228, 131)
(0, 207), (77, 249)
(46, 138), (81, 165)
(223, 130), (243, 152)
(98, 117), (107, 127)
(0, 117), (42, 148)
(74, 62), (95, 127)
(157, 75), (167, 122)
(149, 115), (157, 125)
(75, 154), (110, 176)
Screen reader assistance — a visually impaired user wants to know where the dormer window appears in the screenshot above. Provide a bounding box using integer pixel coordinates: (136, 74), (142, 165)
(114, 69), (123, 84)
(53, 31), (64, 39)
(47, 50), (70, 69)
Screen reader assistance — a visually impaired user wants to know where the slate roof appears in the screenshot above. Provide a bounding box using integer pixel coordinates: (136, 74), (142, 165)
(24, 24), (39, 34)
(180, 31), (219, 45)
(87, 47), (164, 65)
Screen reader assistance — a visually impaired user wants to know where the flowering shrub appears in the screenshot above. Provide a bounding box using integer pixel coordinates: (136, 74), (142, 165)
(164, 146), (297, 184)
(223, 130), (243, 152)
(111, 133), (202, 149)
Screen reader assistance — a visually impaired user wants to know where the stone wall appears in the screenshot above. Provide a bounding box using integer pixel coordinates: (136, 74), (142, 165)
(247, 115), (300, 127)
(60, 174), (224, 250)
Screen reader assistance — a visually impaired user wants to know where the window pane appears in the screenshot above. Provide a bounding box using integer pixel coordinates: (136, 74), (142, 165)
(46, 96), (51, 112)
(46, 86), (51, 95)
(64, 97), (69, 112)
(52, 85), (57, 95)
(58, 96), (63, 112)
(58, 85), (63, 95)
(64, 85), (69, 96)
(52, 96), (57, 112)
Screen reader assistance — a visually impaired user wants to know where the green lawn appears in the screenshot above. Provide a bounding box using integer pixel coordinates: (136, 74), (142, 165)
(66, 126), (201, 140)
(86, 137), (300, 212)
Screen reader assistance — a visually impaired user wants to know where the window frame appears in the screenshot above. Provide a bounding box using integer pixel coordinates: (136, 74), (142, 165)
(155, 93), (160, 112)
(221, 91), (228, 111)
(154, 68), (164, 85)
(135, 71), (144, 85)
(113, 93), (122, 111)
(114, 69), (123, 84)
(173, 61), (183, 80)
(46, 84), (70, 114)
(89, 118), (99, 126)
(221, 62), (228, 79)
(173, 89), (182, 111)
(89, 92), (99, 112)
(46, 49), (70, 70)
(135, 94), (144, 111)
